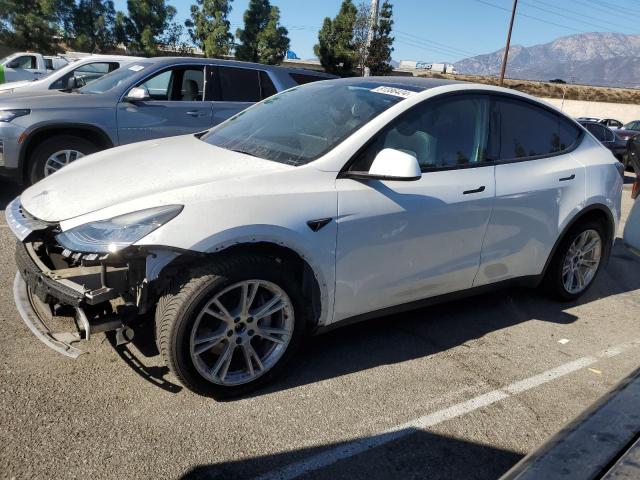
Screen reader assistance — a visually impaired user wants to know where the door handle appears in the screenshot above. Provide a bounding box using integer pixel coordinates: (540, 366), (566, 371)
(463, 186), (486, 195)
(186, 110), (204, 117)
(559, 174), (575, 182)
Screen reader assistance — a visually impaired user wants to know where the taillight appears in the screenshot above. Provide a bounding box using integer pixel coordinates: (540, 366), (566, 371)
(633, 177), (639, 200)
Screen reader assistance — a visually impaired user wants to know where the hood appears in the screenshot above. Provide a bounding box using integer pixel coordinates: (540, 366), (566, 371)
(0, 89), (104, 105)
(0, 80), (33, 92)
(21, 135), (292, 222)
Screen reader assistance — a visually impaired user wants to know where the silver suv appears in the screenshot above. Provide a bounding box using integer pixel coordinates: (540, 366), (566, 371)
(0, 57), (335, 184)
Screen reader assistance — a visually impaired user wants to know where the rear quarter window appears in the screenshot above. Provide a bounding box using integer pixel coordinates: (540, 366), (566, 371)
(496, 98), (581, 161)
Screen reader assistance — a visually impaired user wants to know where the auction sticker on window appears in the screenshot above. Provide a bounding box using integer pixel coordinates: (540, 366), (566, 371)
(129, 65), (145, 72)
(370, 86), (416, 98)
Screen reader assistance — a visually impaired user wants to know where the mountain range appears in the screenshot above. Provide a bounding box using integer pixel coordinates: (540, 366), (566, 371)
(454, 32), (640, 88)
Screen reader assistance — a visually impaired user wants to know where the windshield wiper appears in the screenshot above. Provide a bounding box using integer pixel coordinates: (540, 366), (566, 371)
(229, 148), (258, 158)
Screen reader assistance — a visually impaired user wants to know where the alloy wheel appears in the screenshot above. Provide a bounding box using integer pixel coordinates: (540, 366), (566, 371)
(44, 149), (85, 177)
(562, 229), (602, 294)
(189, 280), (294, 386)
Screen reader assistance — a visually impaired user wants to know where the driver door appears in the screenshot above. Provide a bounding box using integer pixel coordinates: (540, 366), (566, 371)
(117, 65), (213, 145)
(333, 94), (496, 322)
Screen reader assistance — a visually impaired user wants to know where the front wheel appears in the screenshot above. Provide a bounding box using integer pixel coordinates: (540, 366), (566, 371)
(545, 220), (605, 301)
(156, 256), (310, 398)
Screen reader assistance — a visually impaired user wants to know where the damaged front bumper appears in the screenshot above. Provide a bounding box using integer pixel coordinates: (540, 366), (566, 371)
(8, 198), (181, 358)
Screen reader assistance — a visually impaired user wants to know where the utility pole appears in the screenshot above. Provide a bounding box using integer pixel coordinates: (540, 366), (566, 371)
(499, 0), (518, 86)
(363, 0), (379, 77)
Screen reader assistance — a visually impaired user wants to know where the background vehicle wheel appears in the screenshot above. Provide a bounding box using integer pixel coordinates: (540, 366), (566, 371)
(156, 256), (311, 398)
(29, 135), (99, 184)
(545, 220), (606, 301)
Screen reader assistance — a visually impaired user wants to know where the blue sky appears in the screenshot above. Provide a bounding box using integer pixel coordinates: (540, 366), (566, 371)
(113, 0), (640, 61)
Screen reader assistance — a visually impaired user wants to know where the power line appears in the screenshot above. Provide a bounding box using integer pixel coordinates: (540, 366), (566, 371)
(523, 0), (635, 31)
(473, 0), (588, 33)
(530, 0), (638, 31)
(394, 29), (481, 57)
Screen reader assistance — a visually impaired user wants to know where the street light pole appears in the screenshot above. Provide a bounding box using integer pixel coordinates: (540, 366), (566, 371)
(499, 0), (518, 87)
(363, 0), (379, 77)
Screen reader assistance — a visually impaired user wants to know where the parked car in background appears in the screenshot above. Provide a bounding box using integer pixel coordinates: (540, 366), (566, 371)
(0, 55), (142, 94)
(0, 57), (335, 184)
(599, 118), (623, 129)
(616, 120), (640, 142)
(0, 52), (67, 83)
(7, 78), (623, 397)
(578, 120), (629, 168)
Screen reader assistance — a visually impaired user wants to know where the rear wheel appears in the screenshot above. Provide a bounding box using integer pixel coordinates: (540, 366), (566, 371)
(29, 135), (98, 184)
(545, 220), (605, 301)
(156, 256), (310, 398)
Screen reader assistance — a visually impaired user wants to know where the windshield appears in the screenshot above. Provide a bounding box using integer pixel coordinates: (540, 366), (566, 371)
(200, 81), (413, 165)
(78, 62), (151, 94)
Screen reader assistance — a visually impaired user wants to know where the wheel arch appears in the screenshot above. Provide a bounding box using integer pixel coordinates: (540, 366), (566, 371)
(20, 124), (114, 182)
(541, 203), (616, 279)
(158, 241), (328, 329)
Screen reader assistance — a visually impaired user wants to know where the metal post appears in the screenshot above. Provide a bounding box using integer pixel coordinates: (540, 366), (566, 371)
(363, 0), (379, 77)
(499, 0), (518, 87)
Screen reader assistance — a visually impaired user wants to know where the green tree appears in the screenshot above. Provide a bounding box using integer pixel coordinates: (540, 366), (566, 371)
(366, 0), (394, 76)
(186, 0), (233, 58)
(0, 0), (73, 53)
(116, 0), (177, 55)
(70, 0), (117, 52)
(235, 0), (289, 64)
(256, 6), (289, 64)
(314, 0), (357, 76)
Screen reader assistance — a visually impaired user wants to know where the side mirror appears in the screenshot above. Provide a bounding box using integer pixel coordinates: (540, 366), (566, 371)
(66, 76), (78, 90)
(124, 86), (150, 102)
(6, 60), (19, 69)
(346, 148), (422, 181)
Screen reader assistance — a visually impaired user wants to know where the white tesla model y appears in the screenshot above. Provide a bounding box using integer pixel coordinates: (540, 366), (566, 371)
(8, 77), (623, 397)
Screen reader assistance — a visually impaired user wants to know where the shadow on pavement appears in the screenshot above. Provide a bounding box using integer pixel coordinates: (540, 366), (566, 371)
(0, 180), (21, 210)
(181, 428), (523, 479)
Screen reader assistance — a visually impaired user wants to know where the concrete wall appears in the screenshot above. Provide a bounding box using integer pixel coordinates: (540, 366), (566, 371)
(541, 97), (640, 123)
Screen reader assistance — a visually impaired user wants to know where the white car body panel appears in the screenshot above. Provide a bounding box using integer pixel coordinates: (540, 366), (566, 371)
(0, 55), (141, 93)
(18, 81), (623, 328)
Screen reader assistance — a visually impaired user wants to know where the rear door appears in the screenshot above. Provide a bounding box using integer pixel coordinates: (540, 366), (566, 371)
(474, 96), (585, 285)
(117, 65), (213, 145)
(210, 66), (276, 125)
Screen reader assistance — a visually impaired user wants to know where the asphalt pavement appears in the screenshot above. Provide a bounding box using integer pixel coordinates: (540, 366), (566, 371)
(1, 175), (639, 480)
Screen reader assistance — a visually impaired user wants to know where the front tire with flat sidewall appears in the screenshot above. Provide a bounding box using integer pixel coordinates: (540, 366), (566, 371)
(545, 220), (606, 301)
(156, 256), (310, 398)
(29, 135), (99, 184)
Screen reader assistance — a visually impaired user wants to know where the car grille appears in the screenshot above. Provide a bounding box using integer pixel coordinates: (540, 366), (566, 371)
(4, 198), (52, 241)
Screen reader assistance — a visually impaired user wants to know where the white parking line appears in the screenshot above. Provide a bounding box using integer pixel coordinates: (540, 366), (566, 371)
(256, 339), (640, 480)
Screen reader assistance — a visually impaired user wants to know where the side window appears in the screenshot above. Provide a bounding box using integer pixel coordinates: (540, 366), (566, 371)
(259, 71), (277, 99)
(586, 123), (606, 142)
(217, 67), (260, 102)
(497, 98), (580, 160)
(138, 67), (205, 101)
(351, 95), (491, 171)
(45, 58), (53, 70)
(50, 62), (119, 90)
(14, 56), (37, 69)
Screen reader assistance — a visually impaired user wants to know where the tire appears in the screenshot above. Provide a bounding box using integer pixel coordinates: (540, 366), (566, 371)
(544, 219), (607, 301)
(28, 135), (99, 184)
(156, 255), (311, 398)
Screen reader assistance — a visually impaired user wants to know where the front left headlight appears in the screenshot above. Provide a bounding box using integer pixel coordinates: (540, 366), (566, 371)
(0, 109), (30, 122)
(56, 205), (183, 253)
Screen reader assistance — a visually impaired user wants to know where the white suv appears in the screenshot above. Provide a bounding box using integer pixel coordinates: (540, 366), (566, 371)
(8, 78), (624, 397)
